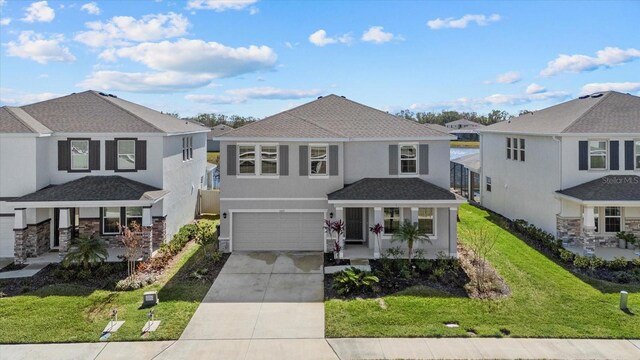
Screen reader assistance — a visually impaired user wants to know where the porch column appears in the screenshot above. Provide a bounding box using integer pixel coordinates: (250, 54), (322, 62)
(13, 208), (27, 264)
(411, 207), (419, 225)
(335, 207), (344, 258)
(449, 207), (458, 258)
(58, 208), (72, 260)
(582, 206), (596, 255)
(373, 207), (382, 259)
(142, 207), (153, 257)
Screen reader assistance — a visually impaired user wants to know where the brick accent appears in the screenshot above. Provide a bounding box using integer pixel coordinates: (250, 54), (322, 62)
(14, 228), (28, 264)
(78, 218), (100, 238)
(152, 217), (166, 248)
(58, 227), (72, 260)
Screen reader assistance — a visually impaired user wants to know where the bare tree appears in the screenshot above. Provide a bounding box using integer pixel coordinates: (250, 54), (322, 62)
(120, 222), (143, 277)
(462, 226), (499, 293)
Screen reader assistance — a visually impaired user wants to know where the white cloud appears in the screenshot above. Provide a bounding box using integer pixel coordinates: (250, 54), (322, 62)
(22, 1), (55, 23)
(6, 31), (76, 64)
(308, 29), (352, 47)
(186, 86), (322, 104)
(187, 0), (257, 11)
(77, 71), (218, 93)
(0, 89), (63, 105)
(579, 82), (640, 95)
(427, 14), (500, 30)
(74, 12), (190, 48)
(101, 39), (277, 78)
(361, 26), (399, 44)
(409, 88), (569, 111)
(0, 0), (6, 7)
(0, 17), (10, 26)
(492, 71), (521, 84)
(541, 47), (640, 77)
(80, 2), (101, 15)
(526, 83), (546, 94)
(249, 7), (259, 15)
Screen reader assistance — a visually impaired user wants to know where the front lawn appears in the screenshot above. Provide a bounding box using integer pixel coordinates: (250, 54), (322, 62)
(325, 204), (640, 338)
(0, 239), (226, 343)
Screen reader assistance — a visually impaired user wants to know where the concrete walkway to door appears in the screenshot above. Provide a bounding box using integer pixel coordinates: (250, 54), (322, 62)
(180, 252), (325, 340)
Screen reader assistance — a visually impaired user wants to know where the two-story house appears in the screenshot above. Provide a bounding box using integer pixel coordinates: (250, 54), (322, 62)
(0, 91), (209, 263)
(217, 95), (464, 258)
(480, 91), (640, 256)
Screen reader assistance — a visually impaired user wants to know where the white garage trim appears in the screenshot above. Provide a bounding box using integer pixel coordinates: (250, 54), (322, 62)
(229, 209), (327, 252)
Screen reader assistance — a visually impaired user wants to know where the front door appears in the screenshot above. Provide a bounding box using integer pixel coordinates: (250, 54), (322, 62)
(53, 208), (60, 248)
(345, 208), (364, 241)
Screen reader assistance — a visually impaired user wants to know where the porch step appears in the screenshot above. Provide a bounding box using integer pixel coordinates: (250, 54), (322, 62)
(324, 264), (371, 274)
(350, 258), (370, 266)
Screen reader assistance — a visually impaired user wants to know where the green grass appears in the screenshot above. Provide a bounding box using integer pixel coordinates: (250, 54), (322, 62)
(325, 204), (640, 338)
(450, 141), (480, 148)
(0, 238), (220, 343)
(207, 152), (219, 164)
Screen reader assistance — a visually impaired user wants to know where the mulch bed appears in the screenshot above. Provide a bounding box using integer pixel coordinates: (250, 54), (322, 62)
(324, 252), (350, 266)
(0, 263), (28, 273)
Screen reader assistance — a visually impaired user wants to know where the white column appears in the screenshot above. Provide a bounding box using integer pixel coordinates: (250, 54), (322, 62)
(59, 208), (70, 229)
(14, 208), (27, 230)
(583, 206), (595, 233)
(411, 207), (419, 225)
(142, 207), (152, 227)
(449, 207), (458, 258)
(335, 207), (344, 258)
(373, 207), (382, 259)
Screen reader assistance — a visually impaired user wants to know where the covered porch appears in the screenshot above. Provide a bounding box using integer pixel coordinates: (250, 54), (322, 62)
(327, 178), (465, 259)
(556, 175), (640, 259)
(8, 176), (169, 264)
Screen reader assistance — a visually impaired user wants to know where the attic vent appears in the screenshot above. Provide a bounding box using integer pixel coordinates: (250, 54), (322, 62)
(108, 94), (118, 98)
(578, 95), (590, 99)
(590, 93), (604, 98)
(341, 96), (346, 98)
(98, 92), (108, 96)
(317, 96), (323, 99)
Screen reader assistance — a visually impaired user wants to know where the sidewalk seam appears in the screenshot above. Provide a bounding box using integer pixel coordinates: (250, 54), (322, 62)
(325, 339), (342, 360)
(149, 340), (177, 360)
(91, 343), (109, 360)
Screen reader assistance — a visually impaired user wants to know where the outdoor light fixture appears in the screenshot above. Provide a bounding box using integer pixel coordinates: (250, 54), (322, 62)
(329, 212), (334, 219)
(223, 212), (227, 219)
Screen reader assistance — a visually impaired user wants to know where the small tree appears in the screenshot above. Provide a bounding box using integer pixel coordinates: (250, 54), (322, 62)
(121, 222), (143, 277)
(463, 226), (498, 293)
(331, 220), (345, 258)
(369, 223), (384, 258)
(63, 235), (108, 270)
(195, 220), (217, 256)
(391, 220), (431, 262)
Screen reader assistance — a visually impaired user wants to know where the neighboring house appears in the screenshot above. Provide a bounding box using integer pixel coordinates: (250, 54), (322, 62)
(450, 153), (481, 203)
(207, 124), (233, 152)
(218, 95), (464, 258)
(479, 91), (640, 255)
(445, 119), (483, 130)
(425, 123), (450, 134)
(437, 120), (486, 141)
(0, 91), (209, 263)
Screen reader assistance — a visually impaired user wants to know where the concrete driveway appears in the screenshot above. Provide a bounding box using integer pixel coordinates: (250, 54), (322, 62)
(180, 252), (325, 340)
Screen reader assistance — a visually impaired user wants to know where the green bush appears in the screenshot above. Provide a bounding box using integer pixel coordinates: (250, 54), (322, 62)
(614, 271), (632, 284)
(559, 249), (575, 262)
(63, 236), (108, 269)
(633, 257), (640, 267)
(589, 256), (605, 270)
(573, 256), (590, 269)
(607, 257), (629, 271)
(333, 267), (380, 295)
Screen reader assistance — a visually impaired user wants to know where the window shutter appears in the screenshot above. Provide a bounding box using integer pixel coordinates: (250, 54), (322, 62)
(299, 145), (308, 176)
(389, 145), (398, 175)
(279, 145), (289, 176)
(329, 145), (339, 176)
(226, 144), (237, 176)
(89, 140), (100, 171)
(105, 140), (117, 170)
(58, 140), (70, 171)
(135, 140), (147, 170)
(578, 141), (588, 171)
(625, 141), (634, 170)
(419, 144), (429, 175)
(610, 140), (619, 171)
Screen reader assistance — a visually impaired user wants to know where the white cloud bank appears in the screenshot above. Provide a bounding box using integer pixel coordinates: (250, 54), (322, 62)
(6, 31), (75, 64)
(526, 83), (546, 94)
(580, 82), (640, 95)
(308, 29), (352, 47)
(80, 2), (101, 15)
(185, 86), (322, 104)
(77, 71), (218, 93)
(0, 17), (11, 26)
(541, 47), (640, 77)
(427, 14), (500, 29)
(187, 0), (257, 11)
(0, 88), (63, 105)
(361, 26), (400, 44)
(22, 1), (55, 23)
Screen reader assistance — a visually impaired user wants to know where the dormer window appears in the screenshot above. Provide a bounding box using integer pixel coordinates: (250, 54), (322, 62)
(70, 140), (89, 170)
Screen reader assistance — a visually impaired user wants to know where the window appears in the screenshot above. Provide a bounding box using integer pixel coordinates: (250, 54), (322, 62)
(593, 207), (600, 233)
(238, 145), (256, 174)
(506, 138), (525, 162)
(102, 207), (120, 235)
(310, 145), (328, 175)
(506, 138), (511, 159)
(117, 140), (135, 170)
(70, 140), (89, 170)
(261, 145), (278, 175)
(384, 208), (400, 235)
(486, 177), (492, 192)
(604, 207), (621, 233)
(635, 141), (640, 169)
(520, 138), (525, 162)
(126, 207), (143, 229)
(182, 136), (193, 161)
(589, 140), (607, 170)
(418, 208), (434, 235)
(400, 145), (417, 174)
(513, 138), (519, 161)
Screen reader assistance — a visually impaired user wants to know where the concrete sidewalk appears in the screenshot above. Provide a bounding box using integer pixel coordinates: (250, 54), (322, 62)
(2, 338), (639, 360)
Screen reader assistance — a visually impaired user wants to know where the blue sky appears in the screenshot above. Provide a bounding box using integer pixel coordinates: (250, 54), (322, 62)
(0, 0), (638, 118)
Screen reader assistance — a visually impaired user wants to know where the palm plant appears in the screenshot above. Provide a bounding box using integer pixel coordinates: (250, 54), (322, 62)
(331, 220), (345, 258)
(63, 235), (108, 269)
(369, 223), (384, 258)
(391, 220), (431, 262)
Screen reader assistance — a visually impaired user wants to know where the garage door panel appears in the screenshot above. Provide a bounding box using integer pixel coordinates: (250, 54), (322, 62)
(233, 212), (324, 251)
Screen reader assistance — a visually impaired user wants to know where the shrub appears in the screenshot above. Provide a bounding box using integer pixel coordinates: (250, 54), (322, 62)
(633, 257), (640, 268)
(63, 236), (108, 269)
(589, 256), (605, 270)
(383, 246), (404, 259)
(573, 256), (590, 269)
(210, 250), (223, 263)
(614, 271), (632, 284)
(559, 249), (575, 263)
(76, 269), (92, 280)
(333, 267), (380, 295)
(607, 257), (629, 271)
(115, 273), (157, 291)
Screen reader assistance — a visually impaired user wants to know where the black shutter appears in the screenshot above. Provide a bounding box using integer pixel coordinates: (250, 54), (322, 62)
(419, 144), (429, 175)
(135, 140), (147, 170)
(389, 145), (398, 175)
(329, 145), (339, 176)
(58, 140), (70, 171)
(226, 144), (237, 176)
(89, 140), (100, 171)
(625, 141), (634, 170)
(279, 145), (289, 176)
(105, 140), (117, 170)
(610, 140), (619, 171)
(578, 141), (588, 171)
(299, 145), (308, 176)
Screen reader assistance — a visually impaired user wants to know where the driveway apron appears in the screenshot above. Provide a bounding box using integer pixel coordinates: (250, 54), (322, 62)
(180, 252), (325, 340)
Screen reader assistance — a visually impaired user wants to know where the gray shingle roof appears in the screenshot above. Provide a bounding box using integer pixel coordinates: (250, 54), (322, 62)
(425, 123), (451, 133)
(446, 119), (485, 127)
(0, 107), (33, 133)
(9, 176), (167, 202)
(221, 95), (453, 139)
(556, 175), (640, 201)
(327, 178), (456, 201)
(208, 124), (233, 139)
(451, 153), (481, 171)
(484, 91), (640, 134)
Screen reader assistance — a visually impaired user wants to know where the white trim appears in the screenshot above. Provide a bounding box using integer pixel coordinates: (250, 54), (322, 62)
(382, 206), (403, 236)
(9, 198), (164, 208)
(635, 140), (640, 171)
(235, 175), (281, 180)
(417, 207), (436, 237)
(219, 136), (452, 142)
(588, 139), (608, 171)
(70, 139), (90, 170)
(117, 139), (136, 170)
(555, 192), (640, 206)
(309, 144), (329, 177)
(236, 142), (280, 177)
(399, 143), (418, 175)
(328, 199), (466, 205)
(220, 197), (327, 201)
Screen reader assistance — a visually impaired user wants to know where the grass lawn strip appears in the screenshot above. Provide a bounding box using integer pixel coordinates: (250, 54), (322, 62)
(325, 204), (640, 338)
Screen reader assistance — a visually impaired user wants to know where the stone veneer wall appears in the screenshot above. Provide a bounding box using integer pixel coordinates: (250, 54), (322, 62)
(625, 218), (640, 239)
(79, 218), (100, 238)
(152, 217), (166, 248)
(13, 220), (51, 264)
(556, 216), (582, 246)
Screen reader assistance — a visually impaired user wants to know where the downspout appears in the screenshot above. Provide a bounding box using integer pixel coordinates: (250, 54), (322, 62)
(553, 136), (563, 218)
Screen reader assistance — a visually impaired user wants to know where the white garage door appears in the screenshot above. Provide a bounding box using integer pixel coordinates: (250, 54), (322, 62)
(0, 217), (15, 258)
(232, 212), (324, 251)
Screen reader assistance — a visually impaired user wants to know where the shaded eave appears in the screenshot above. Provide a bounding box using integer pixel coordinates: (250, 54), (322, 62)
(217, 136), (455, 142)
(554, 192), (640, 207)
(554, 175), (640, 206)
